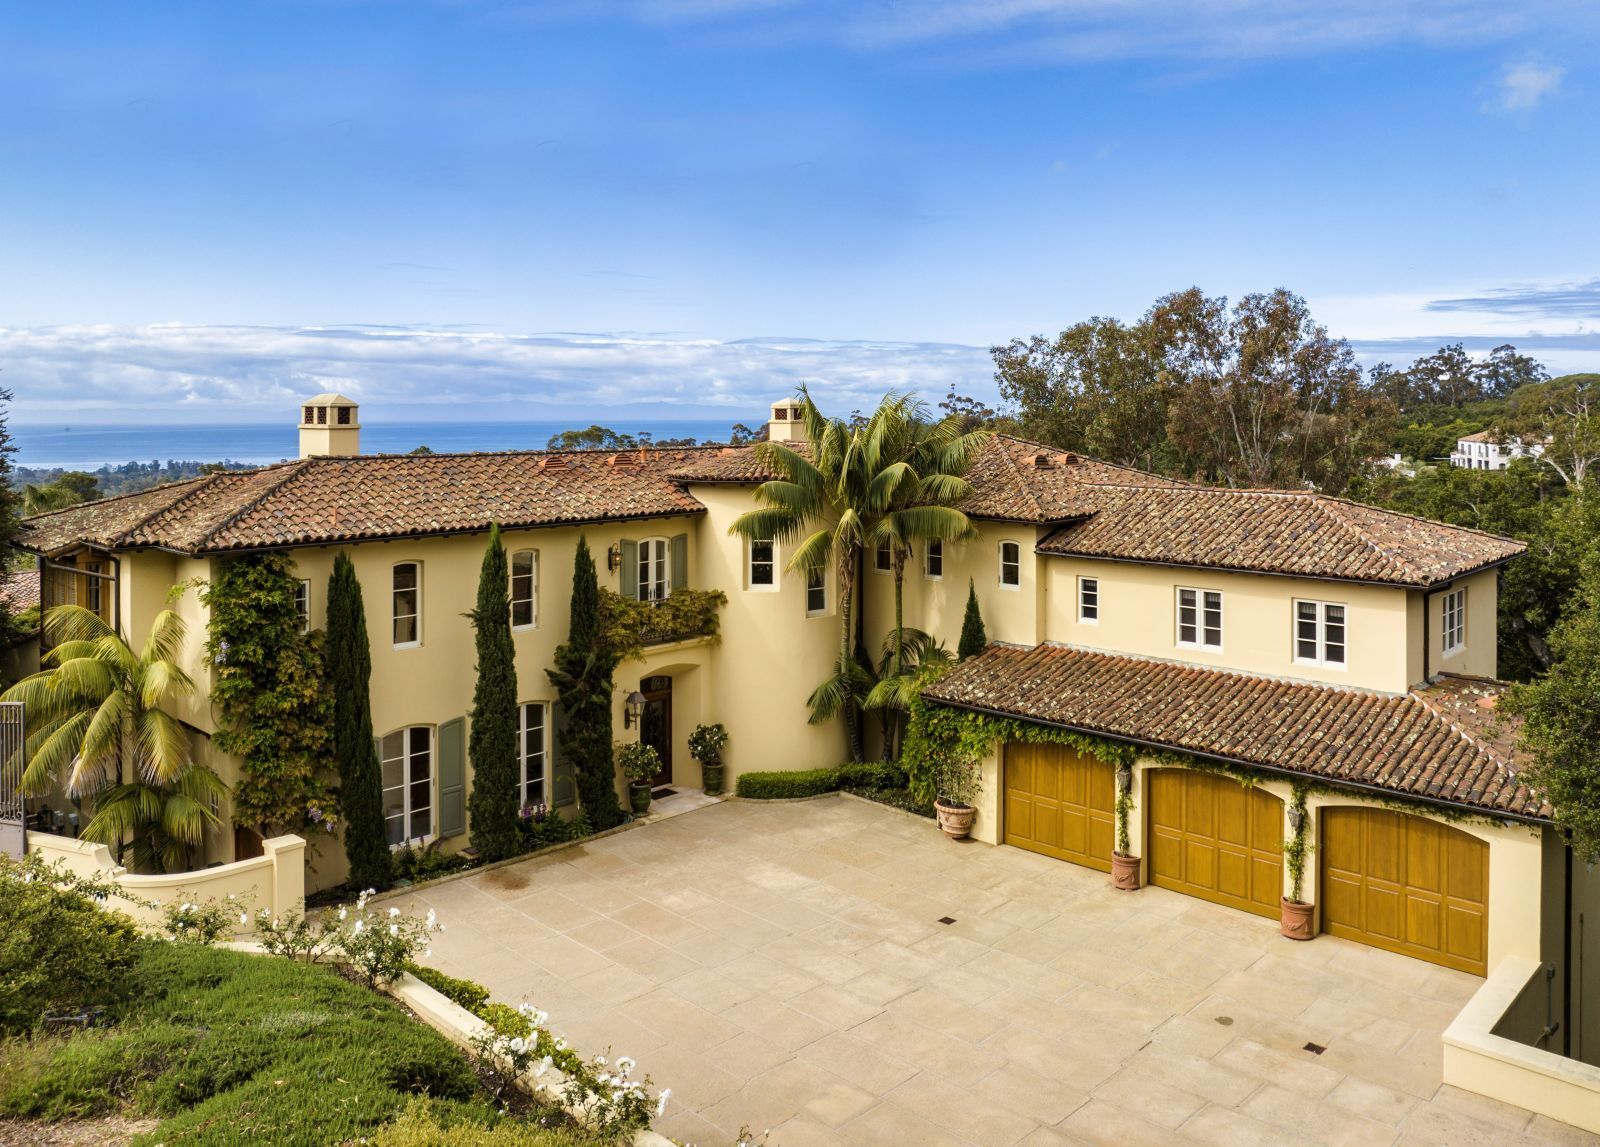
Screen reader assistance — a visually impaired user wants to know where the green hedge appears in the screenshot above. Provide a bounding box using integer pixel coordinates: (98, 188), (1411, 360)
(735, 762), (908, 799)
(405, 963), (490, 1015)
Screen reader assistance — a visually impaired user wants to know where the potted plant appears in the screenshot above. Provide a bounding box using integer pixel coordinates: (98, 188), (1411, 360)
(616, 741), (662, 816)
(1281, 785), (1314, 940)
(932, 753), (981, 839)
(688, 722), (729, 795)
(1111, 763), (1141, 891)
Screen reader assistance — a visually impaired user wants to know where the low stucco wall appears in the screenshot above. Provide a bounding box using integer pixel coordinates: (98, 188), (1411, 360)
(1445, 956), (1600, 1135)
(30, 832), (306, 927)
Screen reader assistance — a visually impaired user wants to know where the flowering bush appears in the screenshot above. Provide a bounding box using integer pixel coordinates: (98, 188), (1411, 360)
(254, 906), (332, 962)
(162, 893), (248, 944)
(615, 741), (662, 785)
(323, 890), (442, 987)
(687, 722), (728, 764)
(470, 1000), (665, 1135)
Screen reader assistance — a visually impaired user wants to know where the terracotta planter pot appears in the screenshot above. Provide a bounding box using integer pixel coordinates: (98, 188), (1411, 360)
(1280, 897), (1314, 941)
(934, 798), (976, 839)
(699, 761), (725, 796)
(1111, 852), (1142, 891)
(628, 782), (652, 816)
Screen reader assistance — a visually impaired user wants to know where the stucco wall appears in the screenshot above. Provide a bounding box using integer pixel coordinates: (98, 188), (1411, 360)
(1427, 568), (1500, 680)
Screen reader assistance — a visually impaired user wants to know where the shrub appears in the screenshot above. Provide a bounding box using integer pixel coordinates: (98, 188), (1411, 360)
(375, 1098), (595, 1147)
(392, 838), (472, 883)
(687, 722), (728, 763)
(161, 894), (247, 944)
(324, 889), (442, 988)
(615, 740), (662, 785)
(735, 762), (907, 799)
(405, 964), (491, 1015)
(0, 854), (143, 1034)
(255, 907), (331, 963)
(517, 806), (592, 853)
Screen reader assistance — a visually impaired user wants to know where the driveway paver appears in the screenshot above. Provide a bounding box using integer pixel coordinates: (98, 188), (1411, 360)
(398, 796), (1595, 1146)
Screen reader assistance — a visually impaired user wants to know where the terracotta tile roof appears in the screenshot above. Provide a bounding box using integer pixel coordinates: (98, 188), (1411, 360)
(1036, 485), (1524, 588)
(923, 643), (1545, 819)
(17, 449), (717, 556)
(670, 434), (1180, 523)
(0, 569), (39, 612)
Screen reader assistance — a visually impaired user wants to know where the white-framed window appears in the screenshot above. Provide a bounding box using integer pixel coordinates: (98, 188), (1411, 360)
(749, 538), (777, 591)
(516, 702), (548, 810)
(999, 541), (1021, 589)
(925, 540), (943, 580)
(1442, 587), (1467, 656)
(637, 537), (670, 602)
(85, 561), (104, 617)
(1177, 587), (1223, 650)
(1078, 576), (1099, 624)
(874, 539), (892, 573)
(1294, 599), (1346, 666)
(381, 726), (433, 845)
(294, 578), (310, 633)
(510, 550), (537, 629)
(393, 562), (421, 647)
(805, 566), (827, 616)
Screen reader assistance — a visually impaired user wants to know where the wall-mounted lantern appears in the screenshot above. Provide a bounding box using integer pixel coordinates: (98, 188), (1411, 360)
(1287, 806), (1304, 834)
(1116, 762), (1133, 792)
(607, 543), (623, 573)
(623, 690), (647, 729)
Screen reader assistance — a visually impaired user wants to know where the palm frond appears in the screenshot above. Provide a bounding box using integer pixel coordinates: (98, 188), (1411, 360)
(141, 609), (190, 668)
(41, 605), (115, 647)
(135, 707), (192, 785)
(19, 711), (94, 794)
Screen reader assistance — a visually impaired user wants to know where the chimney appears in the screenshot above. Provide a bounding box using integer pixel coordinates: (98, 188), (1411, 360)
(298, 394), (361, 458)
(768, 397), (807, 443)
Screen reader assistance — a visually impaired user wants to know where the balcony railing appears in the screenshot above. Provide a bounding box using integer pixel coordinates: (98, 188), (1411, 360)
(599, 588), (727, 660)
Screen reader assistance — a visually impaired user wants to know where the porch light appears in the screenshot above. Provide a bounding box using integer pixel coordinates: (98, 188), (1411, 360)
(623, 690), (647, 728)
(607, 543), (623, 573)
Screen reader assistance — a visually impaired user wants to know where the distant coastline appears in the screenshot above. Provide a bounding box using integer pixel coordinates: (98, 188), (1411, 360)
(10, 419), (743, 470)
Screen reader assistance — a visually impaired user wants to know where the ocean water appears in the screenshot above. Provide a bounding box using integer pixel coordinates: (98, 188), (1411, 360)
(11, 420), (742, 470)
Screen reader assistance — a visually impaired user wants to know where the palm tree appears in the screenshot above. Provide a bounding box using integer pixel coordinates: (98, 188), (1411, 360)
(868, 400), (990, 689)
(730, 390), (910, 760)
(3, 604), (224, 870)
(864, 627), (955, 760)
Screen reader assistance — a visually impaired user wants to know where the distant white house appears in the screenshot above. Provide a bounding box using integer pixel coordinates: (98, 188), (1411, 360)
(1450, 430), (1545, 471)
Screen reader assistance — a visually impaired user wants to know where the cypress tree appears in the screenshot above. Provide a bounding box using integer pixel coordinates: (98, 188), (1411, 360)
(467, 524), (521, 861)
(326, 552), (390, 890)
(958, 578), (987, 660)
(547, 536), (624, 829)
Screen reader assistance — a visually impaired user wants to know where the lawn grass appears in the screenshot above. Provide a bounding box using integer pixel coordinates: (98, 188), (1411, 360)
(0, 942), (596, 1146)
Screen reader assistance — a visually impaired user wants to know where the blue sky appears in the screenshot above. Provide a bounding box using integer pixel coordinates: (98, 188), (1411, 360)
(1, 1), (1597, 424)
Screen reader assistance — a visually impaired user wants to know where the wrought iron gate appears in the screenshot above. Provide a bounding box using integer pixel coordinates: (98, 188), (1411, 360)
(0, 701), (26, 859)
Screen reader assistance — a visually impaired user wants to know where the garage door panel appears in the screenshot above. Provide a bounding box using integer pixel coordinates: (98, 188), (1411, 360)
(1004, 744), (1114, 873)
(1320, 807), (1488, 975)
(1148, 771), (1282, 920)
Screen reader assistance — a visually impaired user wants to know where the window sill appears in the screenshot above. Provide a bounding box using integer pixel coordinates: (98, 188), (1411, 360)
(512, 623), (539, 632)
(1078, 617), (1099, 626)
(390, 833), (436, 852)
(998, 583), (1021, 592)
(1176, 641), (1223, 653)
(392, 641), (422, 651)
(1293, 657), (1346, 671)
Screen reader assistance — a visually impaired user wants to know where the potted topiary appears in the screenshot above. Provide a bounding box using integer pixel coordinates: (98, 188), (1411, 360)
(616, 741), (662, 817)
(1111, 762), (1141, 891)
(1281, 784), (1314, 940)
(688, 722), (729, 795)
(933, 753), (981, 839)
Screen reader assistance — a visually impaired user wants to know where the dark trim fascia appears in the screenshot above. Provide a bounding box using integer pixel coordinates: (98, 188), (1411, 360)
(928, 695), (1548, 826)
(1030, 548), (1522, 592)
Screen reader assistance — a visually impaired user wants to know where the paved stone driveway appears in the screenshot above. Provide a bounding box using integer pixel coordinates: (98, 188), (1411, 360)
(400, 797), (1594, 1146)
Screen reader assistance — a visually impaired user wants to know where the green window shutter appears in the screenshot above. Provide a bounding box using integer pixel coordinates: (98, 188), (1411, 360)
(437, 718), (466, 838)
(551, 706), (576, 808)
(619, 539), (638, 599)
(670, 533), (688, 591)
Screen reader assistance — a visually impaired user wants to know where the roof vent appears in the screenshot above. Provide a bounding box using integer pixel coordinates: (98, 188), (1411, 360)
(609, 453), (638, 468)
(1031, 453), (1055, 470)
(539, 456), (572, 472)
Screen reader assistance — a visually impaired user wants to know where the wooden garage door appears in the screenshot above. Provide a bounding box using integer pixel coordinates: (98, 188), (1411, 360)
(1148, 770), (1283, 919)
(1004, 744), (1114, 871)
(1321, 807), (1488, 975)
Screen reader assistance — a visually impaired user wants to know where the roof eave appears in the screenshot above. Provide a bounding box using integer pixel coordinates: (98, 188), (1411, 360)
(1032, 547), (1525, 591)
(924, 693), (1547, 825)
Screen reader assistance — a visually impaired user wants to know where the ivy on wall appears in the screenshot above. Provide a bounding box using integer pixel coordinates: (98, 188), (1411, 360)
(202, 552), (336, 836)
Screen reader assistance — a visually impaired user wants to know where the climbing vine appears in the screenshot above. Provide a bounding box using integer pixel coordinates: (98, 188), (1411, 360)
(202, 552), (336, 835)
(1283, 782), (1311, 902)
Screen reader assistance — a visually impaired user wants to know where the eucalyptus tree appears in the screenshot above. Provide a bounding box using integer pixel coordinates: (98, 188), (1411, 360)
(2, 604), (225, 870)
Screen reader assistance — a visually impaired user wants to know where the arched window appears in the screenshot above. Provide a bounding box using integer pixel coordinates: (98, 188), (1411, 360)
(998, 541), (1021, 589)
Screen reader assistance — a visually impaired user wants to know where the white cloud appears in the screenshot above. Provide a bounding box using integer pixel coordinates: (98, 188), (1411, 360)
(0, 324), (997, 424)
(1494, 56), (1565, 111)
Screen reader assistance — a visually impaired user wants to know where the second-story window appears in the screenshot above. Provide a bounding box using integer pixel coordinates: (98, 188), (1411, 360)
(294, 579), (310, 633)
(393, 562), (420, 646)
(85, 561), (104, 618)
(1177, 587), (1222, 650)
(999, 541), (1021, 589)
(925, 540), (943, 580)
(1078, 576), (1099, 624)
(749, 539), (777, 590)
(1294, 600), (1346, 665)
(806, 566), (827, 616)
(874, 539), (892, 573)
(1442, 587), (1467, 655)
(637, 537), (670, 601)
(510, 550), (537, 628)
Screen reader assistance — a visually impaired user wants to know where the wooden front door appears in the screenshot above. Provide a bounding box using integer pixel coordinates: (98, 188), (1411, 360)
(639, 675), (673, 788)
(1148, 770), (1283, 919)
(1320, 807), (1489, 975)
(1003, 743), (1115, 872)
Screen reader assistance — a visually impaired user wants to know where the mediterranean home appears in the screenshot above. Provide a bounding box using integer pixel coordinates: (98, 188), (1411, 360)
(14, 394), (1594, 1055)
(1450, 429), (1546, 470)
